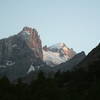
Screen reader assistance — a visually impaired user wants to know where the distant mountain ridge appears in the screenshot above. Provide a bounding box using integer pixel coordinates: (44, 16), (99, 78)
(43, 43), (76, 66)
(77, 43), (100, 70)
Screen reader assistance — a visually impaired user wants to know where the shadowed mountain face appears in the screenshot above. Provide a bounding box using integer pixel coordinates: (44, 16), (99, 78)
(78, 43), (100, 70)
(24, 45), (100, 84)
(53, 51), (86, 72)
(0, 27), (43, 80)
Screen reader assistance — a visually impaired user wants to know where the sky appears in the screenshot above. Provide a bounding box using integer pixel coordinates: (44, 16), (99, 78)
(0, 0), (100, 54)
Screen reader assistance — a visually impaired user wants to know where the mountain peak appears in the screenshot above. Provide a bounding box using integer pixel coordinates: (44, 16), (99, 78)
(18, 26), (38, 37)
(22, 26), (38, 34)
(55, 42), (66, 47)
(18, 26), (43, 59)
(48, 43), (76, 55)
(43, 43), (76, 66)
(49, 42), (68, 50)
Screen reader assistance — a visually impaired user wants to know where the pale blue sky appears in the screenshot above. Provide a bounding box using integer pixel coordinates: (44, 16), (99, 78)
(0, 0), (100, 54)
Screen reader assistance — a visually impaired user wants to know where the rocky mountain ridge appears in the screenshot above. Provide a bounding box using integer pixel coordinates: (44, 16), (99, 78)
(18, 27), (43, 59)
(0, 27), (43, 80)
(43, 43), (76, 66)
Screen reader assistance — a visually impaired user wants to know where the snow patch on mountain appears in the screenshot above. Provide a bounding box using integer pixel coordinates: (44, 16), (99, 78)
(27, 65), (35, 74)
(49, 43), (67, 50)
(0, 65), (7, 68)
(43, 50), (69, 67)
(6, 60), (15, 66)
(43, 43), (76, 66)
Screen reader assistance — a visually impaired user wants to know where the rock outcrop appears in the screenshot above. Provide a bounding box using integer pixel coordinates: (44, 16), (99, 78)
(18, 27), (43, 59)
(0, 27), (43, 80)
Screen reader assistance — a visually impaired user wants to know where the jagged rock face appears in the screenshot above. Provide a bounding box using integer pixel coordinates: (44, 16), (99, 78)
(0, 27), (43, 80)
(43, 43), (76, 66)
(18, 27), (43, 59)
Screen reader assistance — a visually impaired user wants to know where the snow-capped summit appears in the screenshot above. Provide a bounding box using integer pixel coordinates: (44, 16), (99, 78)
(49, 43), (67, 50)
(43, 43), (76, 66)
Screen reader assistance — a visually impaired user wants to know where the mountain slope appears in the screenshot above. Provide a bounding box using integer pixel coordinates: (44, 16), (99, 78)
(78, 43), (100, 70)
(53, 51), (86, 72)
(43, 43), (76, 66)
(0, 27), (43, 81)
